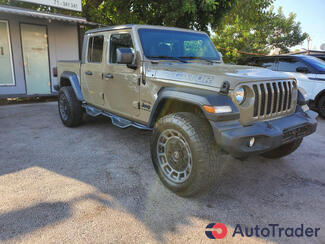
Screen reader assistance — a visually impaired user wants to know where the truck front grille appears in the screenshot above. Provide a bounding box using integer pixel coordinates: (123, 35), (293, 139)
(252, 80), (295, 118)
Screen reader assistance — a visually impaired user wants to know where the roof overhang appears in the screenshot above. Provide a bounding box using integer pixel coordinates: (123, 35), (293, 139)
(0, 5), (89, 24)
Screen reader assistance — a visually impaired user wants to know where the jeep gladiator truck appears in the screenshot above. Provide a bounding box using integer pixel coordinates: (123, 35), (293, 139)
(55, 25), (317, 197)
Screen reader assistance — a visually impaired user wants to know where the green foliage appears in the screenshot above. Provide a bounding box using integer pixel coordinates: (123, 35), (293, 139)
(212, 0), (308, 64)
(82, 0), (236, 32)
(0, 0), (235, 32)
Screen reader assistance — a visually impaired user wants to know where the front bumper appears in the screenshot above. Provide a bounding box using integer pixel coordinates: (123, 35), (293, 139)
(210, 109), (317, 158)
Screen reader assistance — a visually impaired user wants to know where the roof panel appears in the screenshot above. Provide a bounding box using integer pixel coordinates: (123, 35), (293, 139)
(0, 5), (87, 24)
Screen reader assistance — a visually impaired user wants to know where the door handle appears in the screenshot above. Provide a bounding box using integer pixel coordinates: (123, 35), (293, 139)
(103, 73), (114, 79)
(85, 71), (93, 76)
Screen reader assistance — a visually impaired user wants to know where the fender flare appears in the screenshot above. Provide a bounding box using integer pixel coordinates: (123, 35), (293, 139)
(148, 87), (239, 127)
(59, 71), (84, 101)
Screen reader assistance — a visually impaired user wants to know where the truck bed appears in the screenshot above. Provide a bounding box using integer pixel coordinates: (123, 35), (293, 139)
(57, 60), (81, 81)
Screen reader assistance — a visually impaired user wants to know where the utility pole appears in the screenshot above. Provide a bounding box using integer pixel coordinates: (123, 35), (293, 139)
(306, 36), (311, 55)
(274, 29), (280, 55)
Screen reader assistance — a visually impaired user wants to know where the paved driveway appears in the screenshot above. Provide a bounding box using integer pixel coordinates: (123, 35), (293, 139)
(0, 102), (324, 243)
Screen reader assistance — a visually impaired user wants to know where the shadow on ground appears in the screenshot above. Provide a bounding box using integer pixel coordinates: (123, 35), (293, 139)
(0, 102), (324, 243)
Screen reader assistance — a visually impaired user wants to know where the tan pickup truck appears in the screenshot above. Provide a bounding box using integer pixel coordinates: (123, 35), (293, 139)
(55, 25), (317, 196)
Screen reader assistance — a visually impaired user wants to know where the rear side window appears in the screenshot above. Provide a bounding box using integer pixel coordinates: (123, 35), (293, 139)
(87, 35), (104, 63)
(109, 33), (133, 63)
(278, 57), (308, 72)
(253, 58), (276, 70)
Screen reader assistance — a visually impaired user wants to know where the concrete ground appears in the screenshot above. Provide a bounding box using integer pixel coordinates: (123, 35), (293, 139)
(0, 102), (324, 244)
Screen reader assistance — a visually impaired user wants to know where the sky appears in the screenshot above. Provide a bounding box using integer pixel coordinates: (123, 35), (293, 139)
(272, 0), (325, 51)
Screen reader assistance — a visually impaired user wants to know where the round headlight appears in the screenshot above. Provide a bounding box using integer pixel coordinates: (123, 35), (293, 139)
(235, 86), (246, 105)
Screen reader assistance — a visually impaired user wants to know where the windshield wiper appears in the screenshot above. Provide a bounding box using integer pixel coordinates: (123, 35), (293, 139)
(178, 56), (220, 64)
(147, 56), (188, 63)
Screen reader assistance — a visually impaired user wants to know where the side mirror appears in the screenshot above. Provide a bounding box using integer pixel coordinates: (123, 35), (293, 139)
(116, 48), (134, 64)
(296, 66), (309, 73)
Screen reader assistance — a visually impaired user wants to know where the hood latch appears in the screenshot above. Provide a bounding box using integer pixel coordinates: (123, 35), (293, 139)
(220, 80), (230, 95)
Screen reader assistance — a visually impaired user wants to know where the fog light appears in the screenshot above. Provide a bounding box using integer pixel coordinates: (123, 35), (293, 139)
(248, 137), (255, 147)
(302, 104), (309, 112)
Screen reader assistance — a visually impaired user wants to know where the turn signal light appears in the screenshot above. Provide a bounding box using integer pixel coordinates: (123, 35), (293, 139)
(203, 105), (232, 114)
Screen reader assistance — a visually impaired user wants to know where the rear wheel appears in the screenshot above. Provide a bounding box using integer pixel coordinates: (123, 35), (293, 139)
(58, 86), (82, 127)
(261, 138), (303, 159)
(151, 112), (221, 197)
(317, 95), (325, 118)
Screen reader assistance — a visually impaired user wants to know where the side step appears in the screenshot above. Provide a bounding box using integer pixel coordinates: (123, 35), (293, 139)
(83, 104), (151, 130)
(85, 105), (102, 117)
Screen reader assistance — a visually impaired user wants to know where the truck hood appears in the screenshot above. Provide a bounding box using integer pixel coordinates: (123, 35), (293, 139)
(146, 62), (293, 89)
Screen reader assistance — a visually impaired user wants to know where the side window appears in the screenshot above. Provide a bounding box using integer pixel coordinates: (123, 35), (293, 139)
(254, 58), (275, 70)
(109, 33), (133, 63)
(245, 58), (256, 66)
(87, 35), (104, 63)
(278, 57), (308, 72)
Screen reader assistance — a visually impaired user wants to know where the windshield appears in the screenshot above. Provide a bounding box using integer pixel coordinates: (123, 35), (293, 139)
(138, 28), (221, 62)
(300, 56), (325, 72)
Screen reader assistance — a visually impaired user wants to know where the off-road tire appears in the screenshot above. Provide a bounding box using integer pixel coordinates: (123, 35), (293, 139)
(58, 86), (82, 127)
(151, 112), (220, 197)
(261, 138), (303, 159)
(317, 95), (325, 118)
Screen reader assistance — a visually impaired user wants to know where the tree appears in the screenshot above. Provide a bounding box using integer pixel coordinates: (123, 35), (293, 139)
(268, 7), (308, 53)
(0, 0), (236, 32)
(95, 0), (236, 32)
(212, 0), (308, 64)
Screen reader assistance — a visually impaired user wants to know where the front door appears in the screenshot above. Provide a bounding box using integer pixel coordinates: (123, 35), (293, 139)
(102, 31), (140, 118)
(21, 24), (51, 95)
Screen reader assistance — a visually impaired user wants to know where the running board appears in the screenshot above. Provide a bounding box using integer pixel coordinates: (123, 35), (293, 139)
(83, 104), (151, 130)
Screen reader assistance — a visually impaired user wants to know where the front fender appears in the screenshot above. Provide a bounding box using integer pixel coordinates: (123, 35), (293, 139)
(60, 71), (83, 101)
(148, 87), (239, 127)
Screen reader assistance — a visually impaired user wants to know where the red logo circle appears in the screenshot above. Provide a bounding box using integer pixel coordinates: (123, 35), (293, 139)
(207, 223), (228, 239)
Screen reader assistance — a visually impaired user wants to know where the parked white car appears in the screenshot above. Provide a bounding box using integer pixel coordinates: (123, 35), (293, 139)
(246, 55), (325, 118)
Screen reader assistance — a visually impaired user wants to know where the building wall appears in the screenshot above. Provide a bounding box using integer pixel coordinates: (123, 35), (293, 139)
(0, 13), (79, 96)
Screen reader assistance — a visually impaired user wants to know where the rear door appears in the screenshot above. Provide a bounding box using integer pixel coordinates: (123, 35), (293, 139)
(81, 34), (105, 107)
(102, 30), (140, 118)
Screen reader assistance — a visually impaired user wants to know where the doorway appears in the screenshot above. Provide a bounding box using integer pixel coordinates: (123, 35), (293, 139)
(21, 24), (51, 95)
(0, 20), (15, 86)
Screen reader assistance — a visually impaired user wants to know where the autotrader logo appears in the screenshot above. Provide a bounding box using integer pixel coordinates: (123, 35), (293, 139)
(205, 223), (320, 240)
(205, 223), (228, 239)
